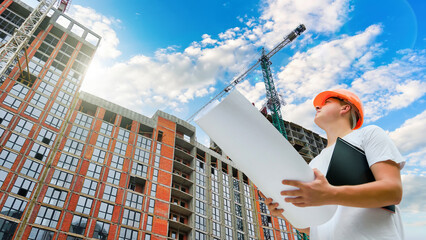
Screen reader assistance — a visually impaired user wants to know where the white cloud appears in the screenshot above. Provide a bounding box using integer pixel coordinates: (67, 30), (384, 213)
(276, 24), (382, 103)
(389, 110), (426, 155)
(351, 49), (426, 122)
(401, 174), (426, 214)
(259, 0), (351, 48)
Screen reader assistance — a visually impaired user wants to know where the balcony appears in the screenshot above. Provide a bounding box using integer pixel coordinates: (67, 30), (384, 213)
(171, 186), (192, 201)
(174, 156), (193, 172)
(169, 213), (192, 233)
(172, 171), (193, 187)
(174, 146), (193, 162)
(170, 201), (192, 216)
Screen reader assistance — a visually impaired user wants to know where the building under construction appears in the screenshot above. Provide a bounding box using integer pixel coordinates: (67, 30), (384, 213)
(0, 1), (327, 239)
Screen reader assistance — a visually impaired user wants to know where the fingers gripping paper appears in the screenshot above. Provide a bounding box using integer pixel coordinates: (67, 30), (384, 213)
(195, 90), (337, 228)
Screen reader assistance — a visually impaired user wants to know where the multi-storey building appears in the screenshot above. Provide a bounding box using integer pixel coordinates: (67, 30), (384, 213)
(0, 1), (327, 240)
(0, 0), (100, 239)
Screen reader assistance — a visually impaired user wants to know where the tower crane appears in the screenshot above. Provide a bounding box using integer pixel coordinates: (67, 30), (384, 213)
(188, 24), (305, 139)
(0, 0), (71, 80)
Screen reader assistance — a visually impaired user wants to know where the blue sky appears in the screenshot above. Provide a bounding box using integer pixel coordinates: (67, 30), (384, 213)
(24, 0), (425, 237)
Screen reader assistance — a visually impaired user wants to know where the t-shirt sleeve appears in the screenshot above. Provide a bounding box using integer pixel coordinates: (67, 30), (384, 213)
(362, 125), (405, 169)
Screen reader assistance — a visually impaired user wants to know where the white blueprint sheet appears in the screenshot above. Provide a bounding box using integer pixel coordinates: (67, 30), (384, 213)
(195, 90), (337, 228)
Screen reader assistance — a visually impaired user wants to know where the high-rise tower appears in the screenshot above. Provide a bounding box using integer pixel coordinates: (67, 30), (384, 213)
(0, 1), (100, 239)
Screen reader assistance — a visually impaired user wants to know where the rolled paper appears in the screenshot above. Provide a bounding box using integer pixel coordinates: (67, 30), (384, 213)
(195, 90), (337, 228)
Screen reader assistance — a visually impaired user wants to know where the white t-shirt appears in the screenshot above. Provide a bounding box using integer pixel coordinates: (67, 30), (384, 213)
(309, 125), (405, 240)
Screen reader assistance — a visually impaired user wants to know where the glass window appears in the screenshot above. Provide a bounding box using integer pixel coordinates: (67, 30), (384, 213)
(49, 102), (67, 118)
(74, 112), (92, 128)
(146, 215), (153, 231)
(56, 91), (72, 106)
(87, 163), (102, 179)
(14, 119), (34, 135)
(224, 199), (231, 212)
(114, 141), (127, 156)
(0, 169), (8, 187)
(50, 169), (73, 188)
(0, 149), (18, 169)
(136, 135), (152, 150)
(196, 161), (204, 173)
(28, 227), (54, 240)
(125, 191), (143, 210)
(234, 191), (241, 204)
(111, 155), (124, 170)
(35, 206), (61, 228)
(148, 199), (155, 213)
(20, 159), (43, 179)
(63, 139), (84, 156)
(99, 122), (113, 136)
(224, 212), (232, 226)
(96, 135), (110, 149)
(156, 143), (161, 154)
(154, 155), (160, 167)
(10, 83), (29, 99)
(213, 221), (221, 237)
(37, 81), (54, 96)
(119, 227), (138, 240)
(152, 169), (158, 182)
(69, 215), (87, 235)
(195, 200), (206, 215)
(45, 114), (63, 129)
(30, 93), (48, 109)
(117, 128), (130, 142)
(121, 209), (140, 228)
(37, 127), (56, 146)
(76, 196), (93, 215)
(62, 80), (77, 94)
(43, 187), (68, 207)
(212, 180), (219, 193)
(223, 186), (230, 199)
(196, 172), (205, 186)
(11, 176), (35, 198)
(69, 125), (88, 141)
(24, 105), (42, 119)
(150, 183), (157, 197)
(131, 162), (147, 178)
(29, 143), (50, 161)
(134, 148), (149, 163)
(81, 178), (97, 196)
(196, 186), (205, 200)
(195, 231), (206, 240)
(236, 217), (244, 231)
(107, 169), (121, 186)
(57, 153), (79, 171)
(212, 207), (220, 221)
(93, 221), (109, 240)
(102, 184), (117, 202)
(248, 223), (255, 236)
(98, 202), (113, 221)
(0, 218), (18, 240)
(0, 108), (14, 127)
(3, 95), (21, 109)
(1, 195), (27, 219)
(91, 148), (106, 163)
(5, 133), (26, 152)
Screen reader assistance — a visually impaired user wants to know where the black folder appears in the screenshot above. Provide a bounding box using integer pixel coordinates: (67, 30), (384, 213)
(326, 137), (395, 213)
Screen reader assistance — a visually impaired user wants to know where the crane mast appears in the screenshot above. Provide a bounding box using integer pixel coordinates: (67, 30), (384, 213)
(261, 24), (306, 139)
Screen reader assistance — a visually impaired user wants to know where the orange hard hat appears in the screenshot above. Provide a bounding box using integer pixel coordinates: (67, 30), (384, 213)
(313, 89), (364, 130)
